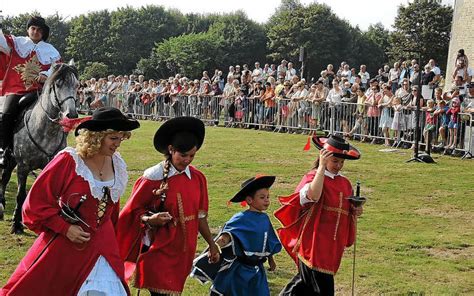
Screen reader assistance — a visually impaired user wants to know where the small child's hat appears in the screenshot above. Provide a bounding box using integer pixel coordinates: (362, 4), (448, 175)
(312, 135), (361, 160)
(229, 175), (276, 203)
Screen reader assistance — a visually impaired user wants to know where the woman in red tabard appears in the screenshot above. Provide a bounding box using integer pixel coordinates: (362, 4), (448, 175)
(275, 135), (364, 295)
(0, 107), (139, 296)
(116, 117), (220, 296)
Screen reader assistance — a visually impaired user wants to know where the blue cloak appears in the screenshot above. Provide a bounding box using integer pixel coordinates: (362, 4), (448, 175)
(191, 210), (282, 295)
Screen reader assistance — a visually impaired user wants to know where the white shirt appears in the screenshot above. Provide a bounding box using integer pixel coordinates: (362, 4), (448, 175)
(359, 71), (370, 84)
(326, 88), (343, 104)
(431, 66), (441, 76)
(286, 68), (297, 81)
(144, 161), (192, 181)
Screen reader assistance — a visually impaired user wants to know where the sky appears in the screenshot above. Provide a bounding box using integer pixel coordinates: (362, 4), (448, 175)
(1, 0), (455, 31)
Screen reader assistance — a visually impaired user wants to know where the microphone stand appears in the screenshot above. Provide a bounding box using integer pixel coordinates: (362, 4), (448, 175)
(404, 50), (435, 163)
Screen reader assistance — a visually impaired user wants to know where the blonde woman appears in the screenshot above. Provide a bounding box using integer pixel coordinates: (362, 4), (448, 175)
(1, 107), (139, 295)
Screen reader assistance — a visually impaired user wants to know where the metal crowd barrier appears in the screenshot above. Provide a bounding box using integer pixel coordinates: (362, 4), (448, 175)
(77, 91), (473, 159)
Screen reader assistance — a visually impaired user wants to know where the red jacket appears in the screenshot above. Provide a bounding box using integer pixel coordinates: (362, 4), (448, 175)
(116, 165), (208, 294)
(1, 35), (60, 96)
(1, 149), (129, 296)
(275, 171), (356, 275)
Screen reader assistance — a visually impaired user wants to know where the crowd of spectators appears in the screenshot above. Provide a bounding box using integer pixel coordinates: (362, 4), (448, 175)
(78, 49), (474, 156)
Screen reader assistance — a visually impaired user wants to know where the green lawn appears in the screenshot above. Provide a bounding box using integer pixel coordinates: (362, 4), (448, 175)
(1, 120), (473, 295)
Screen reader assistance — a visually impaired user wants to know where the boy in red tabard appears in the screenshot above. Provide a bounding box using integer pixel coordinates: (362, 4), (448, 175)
(275, 135), (363, 295)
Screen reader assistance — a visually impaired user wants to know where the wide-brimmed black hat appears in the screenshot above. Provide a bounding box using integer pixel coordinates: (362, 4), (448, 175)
(230, 175), (276, 203)
(74, 107), (140, 136)
(153, 117), (205, 154)
(312, 135), (361, 160)
(27, 16), (50, 42)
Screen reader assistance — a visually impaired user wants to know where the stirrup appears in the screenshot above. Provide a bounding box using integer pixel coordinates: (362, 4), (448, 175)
(0, 150), (7, 167)
(0, 148), (12, 166)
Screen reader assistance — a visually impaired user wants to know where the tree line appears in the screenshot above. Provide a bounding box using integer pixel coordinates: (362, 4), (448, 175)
(1, 0), (452, 80)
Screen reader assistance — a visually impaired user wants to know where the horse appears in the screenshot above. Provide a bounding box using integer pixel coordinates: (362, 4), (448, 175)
(0, 63), (79, 234)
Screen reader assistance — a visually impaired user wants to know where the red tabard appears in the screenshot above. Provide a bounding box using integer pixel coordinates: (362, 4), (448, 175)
(1, 35), (60, 96)
(274, 171), (356, 275)
(116, 166), (209, 295)
(0, 151), (129, 296)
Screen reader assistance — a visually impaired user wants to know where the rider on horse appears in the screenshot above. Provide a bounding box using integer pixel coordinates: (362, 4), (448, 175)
(0, 15), (61, 167)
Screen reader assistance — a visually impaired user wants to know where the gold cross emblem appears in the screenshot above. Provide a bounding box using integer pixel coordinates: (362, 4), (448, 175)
(14, 55), (42, 90)
(323, 192), (349, 240)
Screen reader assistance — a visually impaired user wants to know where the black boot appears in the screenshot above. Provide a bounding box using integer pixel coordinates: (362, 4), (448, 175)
(0, 113), (15, 167)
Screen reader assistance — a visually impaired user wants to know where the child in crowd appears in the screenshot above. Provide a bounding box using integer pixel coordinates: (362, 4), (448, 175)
(446, 97), (461, 149)
(346, 87), (367, 141)
(391, 96), (405, 146)
(434, 87), (444, 103)
(422, 99), (437, 149)
(234, 88), (246, 127)
(276, 135), (363, 295)
(191, 175), (282, 296)
(434, 100), (449, 148)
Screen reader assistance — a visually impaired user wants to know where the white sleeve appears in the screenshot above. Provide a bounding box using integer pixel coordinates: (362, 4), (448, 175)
(40, 65), (55, 77)
(0, 30), (11, 54)
(299, 183), (315, 206)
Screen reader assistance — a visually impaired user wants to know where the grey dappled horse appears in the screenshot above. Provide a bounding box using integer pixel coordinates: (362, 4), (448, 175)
(0, 63), (79, 234)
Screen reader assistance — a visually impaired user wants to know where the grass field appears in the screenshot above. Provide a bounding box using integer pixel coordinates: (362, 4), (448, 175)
(0, 120), (473, 295)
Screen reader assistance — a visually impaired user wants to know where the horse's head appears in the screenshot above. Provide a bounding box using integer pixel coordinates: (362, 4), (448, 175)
(44, 63), (80, 120)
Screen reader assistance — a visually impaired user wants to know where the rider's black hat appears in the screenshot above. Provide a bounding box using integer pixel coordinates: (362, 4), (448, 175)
(27, 16), (50, 42)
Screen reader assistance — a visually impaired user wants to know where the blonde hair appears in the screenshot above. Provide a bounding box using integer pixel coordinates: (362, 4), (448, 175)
(75, 129), (131, 158)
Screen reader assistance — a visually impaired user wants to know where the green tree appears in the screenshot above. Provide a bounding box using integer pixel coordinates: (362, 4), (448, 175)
(207, 11), (267, 68)
(45, 13), (70, 61)
(107, 5), (188, 74)
(81, 61), (109, 80)
(184, 13), (219, 34)
(389, 0), (452, 70)
(140, 32), (220, 78)
(346, 23), (390, 74)
(66, 11), (112, 72)
(267, 2), (352, 79)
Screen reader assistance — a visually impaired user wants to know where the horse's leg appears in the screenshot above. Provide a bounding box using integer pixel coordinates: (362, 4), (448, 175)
(0, 168), (4, 221)
(0, 158), (15, 221)
(11, 167), (28, 234)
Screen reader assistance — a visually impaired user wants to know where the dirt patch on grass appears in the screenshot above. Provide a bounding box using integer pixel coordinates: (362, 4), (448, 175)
(425, 246), (474, 260)
(414, 206), (467, 219)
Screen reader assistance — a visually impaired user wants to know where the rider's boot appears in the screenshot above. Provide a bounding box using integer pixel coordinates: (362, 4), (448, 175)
(0, 113), (15, 168)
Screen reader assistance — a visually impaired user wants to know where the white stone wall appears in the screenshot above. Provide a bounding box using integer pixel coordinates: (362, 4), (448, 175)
(446, 0), (474, 86)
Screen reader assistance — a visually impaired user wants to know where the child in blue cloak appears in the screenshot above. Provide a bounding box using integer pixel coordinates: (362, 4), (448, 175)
(191, 175), (282, 296)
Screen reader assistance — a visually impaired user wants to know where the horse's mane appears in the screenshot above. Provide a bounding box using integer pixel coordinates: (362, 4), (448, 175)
(46, 63), (79, 88)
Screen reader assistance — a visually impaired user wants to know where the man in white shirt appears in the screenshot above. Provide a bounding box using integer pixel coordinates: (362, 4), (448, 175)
(252, 61), (263, 82)
(428, 59), (441, 85)
(286, 62), (297, 81)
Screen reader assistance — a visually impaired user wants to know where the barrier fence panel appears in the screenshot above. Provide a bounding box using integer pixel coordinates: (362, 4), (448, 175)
(78, 91), (473, 159)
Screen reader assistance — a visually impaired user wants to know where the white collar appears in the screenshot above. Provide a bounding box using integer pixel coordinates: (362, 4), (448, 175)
(59, 147), (128, 203)
(324, 170), (341, 179)
(12, 35), (60, 64)
(143, 160), (192, 181)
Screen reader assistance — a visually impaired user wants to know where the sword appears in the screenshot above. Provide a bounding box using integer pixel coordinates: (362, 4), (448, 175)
(347, 181), (366, 296)
(28, 195), (87, 269)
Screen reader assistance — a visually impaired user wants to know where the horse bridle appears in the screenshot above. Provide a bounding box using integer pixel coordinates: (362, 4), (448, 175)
(24, 78), (77, 160)
(40, 80), (78, 123)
